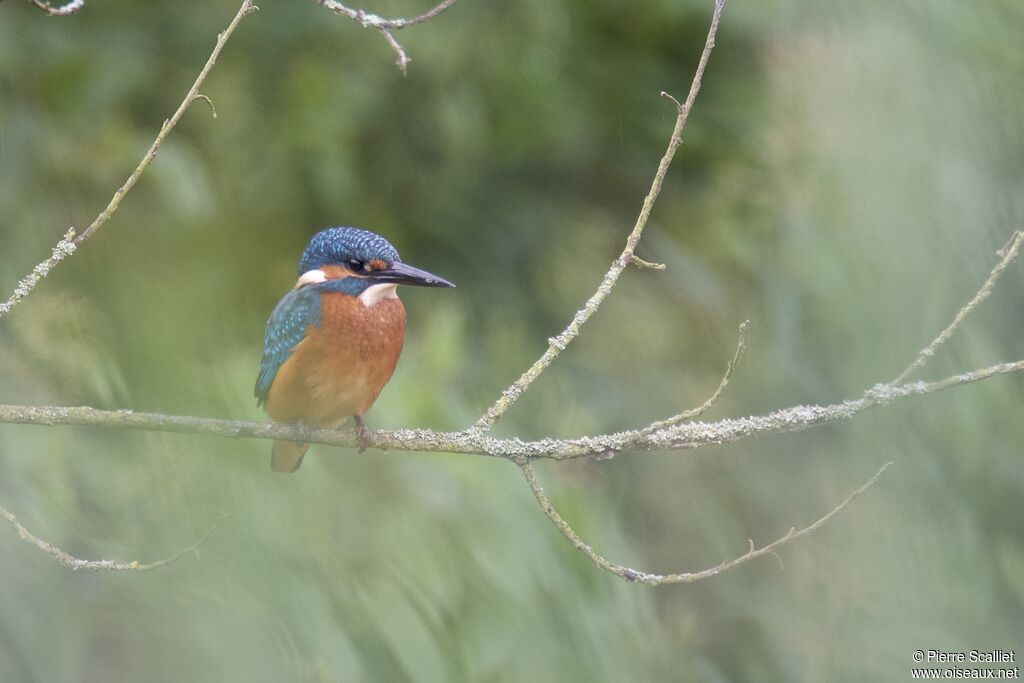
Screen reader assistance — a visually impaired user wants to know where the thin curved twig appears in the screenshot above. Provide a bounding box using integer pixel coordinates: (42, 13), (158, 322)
(470, 0), (727, 433)
(520, 460), (892, 585)
(893, 230), (1023, 384)
(640, 320), (749, 435)
(0, 503), (227, 571)
(0, 0), (258, 322)
(26, 0), (84, 15)
(315, 0), (458, 74)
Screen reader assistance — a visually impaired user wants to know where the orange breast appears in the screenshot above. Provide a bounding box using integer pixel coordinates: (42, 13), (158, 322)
(265, 293), (406, 428)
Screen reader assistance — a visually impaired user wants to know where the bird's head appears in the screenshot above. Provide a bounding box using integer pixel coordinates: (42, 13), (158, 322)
(294, 227), (454, 304)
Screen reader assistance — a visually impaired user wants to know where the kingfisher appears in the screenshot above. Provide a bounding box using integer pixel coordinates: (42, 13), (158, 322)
(255, 227), (454, 473)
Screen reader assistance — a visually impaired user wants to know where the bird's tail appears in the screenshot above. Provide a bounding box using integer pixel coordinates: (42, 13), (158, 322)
(271, 440), (309, 473)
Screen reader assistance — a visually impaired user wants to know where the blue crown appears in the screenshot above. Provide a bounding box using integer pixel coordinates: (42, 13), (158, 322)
(297, 227), (401, 275)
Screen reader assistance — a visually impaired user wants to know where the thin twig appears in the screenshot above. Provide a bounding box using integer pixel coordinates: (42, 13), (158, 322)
(892, 230), (1023, 384)
(26, 0), (84, 16)
(0, 503), (227, 571)
(378, 27), (411, 72)
(193, 93), (218, 119)
(0, 359), (1019, 460)
(520, 459), (891, 585)
(470, 0), (727, 433)
(640, 320), (749, 435)
(315, 0), (458, 73)
(0, 0), (257, 322)
(628, 255), (667, 270)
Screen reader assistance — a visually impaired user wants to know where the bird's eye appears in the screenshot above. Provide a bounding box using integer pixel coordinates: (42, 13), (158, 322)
(347, 259), (366, 272)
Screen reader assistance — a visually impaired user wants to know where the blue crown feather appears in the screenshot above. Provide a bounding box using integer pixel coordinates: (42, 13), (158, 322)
(297, 227), (401, 275)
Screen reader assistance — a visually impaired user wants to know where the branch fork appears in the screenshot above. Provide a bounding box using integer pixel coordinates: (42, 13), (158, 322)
(315, 0), (458, 74)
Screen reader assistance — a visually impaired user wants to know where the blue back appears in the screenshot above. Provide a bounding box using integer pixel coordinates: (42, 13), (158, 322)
(254, 287), (322, 406)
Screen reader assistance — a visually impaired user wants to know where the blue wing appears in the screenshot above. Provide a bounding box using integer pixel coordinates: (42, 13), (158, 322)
(254, 287), (323, 406)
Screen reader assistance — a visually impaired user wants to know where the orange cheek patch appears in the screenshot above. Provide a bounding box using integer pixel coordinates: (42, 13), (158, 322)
(367, 259), (387, 271)
(320, 265), (351, 279)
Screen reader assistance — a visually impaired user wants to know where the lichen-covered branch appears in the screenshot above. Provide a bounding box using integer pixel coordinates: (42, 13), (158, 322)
(315, 0), (458, 74)
(0, 0), (257, 322)
(0, 503), (225, 571)
(520, 460), (892, 585)
(470, 0), (727, 434)
(26, 0), (84, 15)
(0, 359), (1019, 460)
(0, 228), (77, 318)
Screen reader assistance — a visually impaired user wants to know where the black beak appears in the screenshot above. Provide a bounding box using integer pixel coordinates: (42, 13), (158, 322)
(373, 261), (455, 288)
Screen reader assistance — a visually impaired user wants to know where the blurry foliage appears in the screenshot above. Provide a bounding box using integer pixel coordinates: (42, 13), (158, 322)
(1, 0), (1023, 680)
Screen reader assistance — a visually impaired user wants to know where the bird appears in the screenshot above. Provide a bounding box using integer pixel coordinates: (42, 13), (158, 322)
(255, 227), (454, 473)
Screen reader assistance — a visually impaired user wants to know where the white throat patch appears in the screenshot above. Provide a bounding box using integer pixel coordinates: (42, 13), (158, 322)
(294, 269), (327, 288)
(359, 283), (399, 307)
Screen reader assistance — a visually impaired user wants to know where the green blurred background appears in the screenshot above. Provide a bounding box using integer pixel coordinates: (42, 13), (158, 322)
(1, 0), (1022, 680)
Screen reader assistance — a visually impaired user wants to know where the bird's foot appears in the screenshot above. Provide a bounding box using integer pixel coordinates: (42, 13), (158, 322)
(296, 419), (313, 443)
(354, 415), (372, 454)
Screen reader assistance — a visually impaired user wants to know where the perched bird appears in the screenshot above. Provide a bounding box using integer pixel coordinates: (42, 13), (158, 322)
(255, 227), (454, 472)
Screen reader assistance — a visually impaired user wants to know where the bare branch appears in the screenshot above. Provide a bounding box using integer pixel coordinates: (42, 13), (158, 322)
(0, 358), (1019, 460)
(470, 0), (727, 433)
(893, 230), (1023, 384)
(26, 0), (84, 16)
(315, 0), (458, 74)
(519, 459), (891, 585)
(0, 0), (257, 322)
(0, 502), (226, 571)
(316, 0), (457, 29)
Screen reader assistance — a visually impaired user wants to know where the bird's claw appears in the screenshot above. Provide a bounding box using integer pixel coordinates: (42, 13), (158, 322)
(354, 416), (372, 454)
